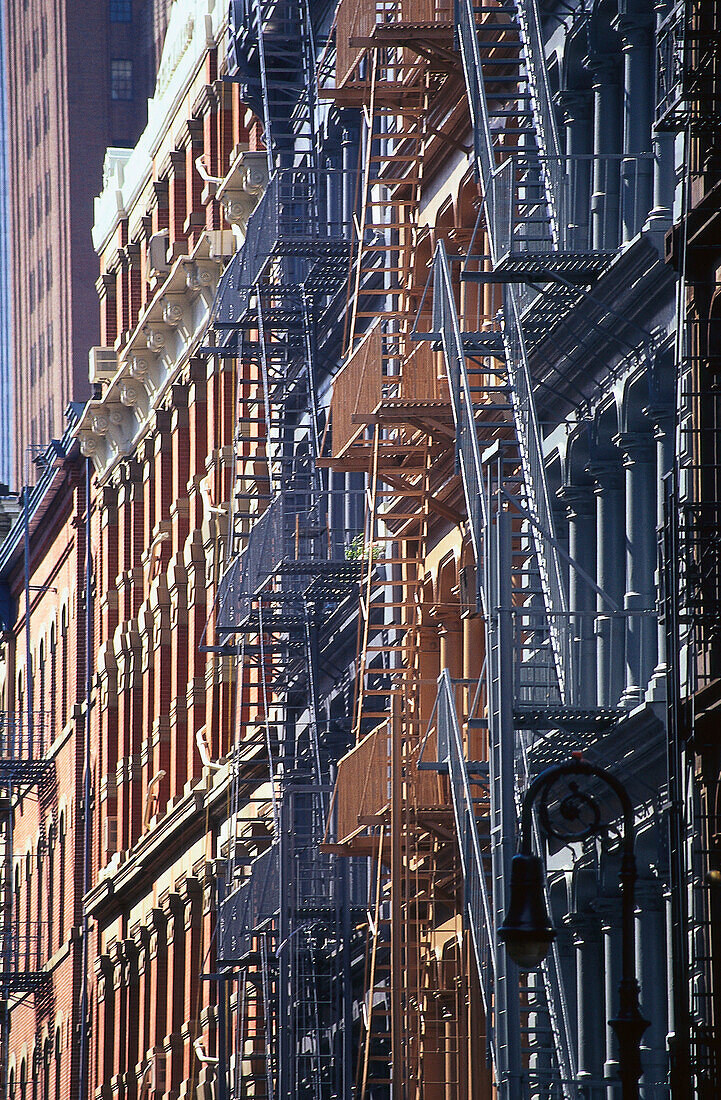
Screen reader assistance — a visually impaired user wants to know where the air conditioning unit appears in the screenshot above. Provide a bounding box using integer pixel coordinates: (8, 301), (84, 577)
(103, 816), (118, 855)
(206, 229), (236, 261)
(88, 347), (118, 385)
(148, 230), (170, 277)
(149, 1051), (167, 1093)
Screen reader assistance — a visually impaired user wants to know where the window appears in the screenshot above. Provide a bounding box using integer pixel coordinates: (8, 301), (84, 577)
(45, 171), (51, 215)
(29, 272), (35, 314)
(58, 814), (66, 944)
(36, 189), (42, 225)
(38, 259), (44, 302)
(46, 249), (53, 290)
(32, 28), (38, 70)
(54, 1030), (61, 1100)
(46, 322), (53, 363)
(43, 90), (49, 134)
(110, 59), (133, 101)
(43, 1040), (50, 1100)
(38, 331), (45, 376)
(47, 398), (54, 440)
(25, 118), (32, 157)
(30, 345), (37, 385)
(110, 0), (132, 20)
(19, 1059), (26, 1100)
(41, 15), (47, 57)
(28, 195), (34, 238)
(34, 104), (41, 146)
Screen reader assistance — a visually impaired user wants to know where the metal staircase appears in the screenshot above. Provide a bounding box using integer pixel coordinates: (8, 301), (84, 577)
(0, 711), (53, 1095)
(218, 786), (364, 1100)
(213, 11), (366, 1090)
(229, 0), (320, 169)
(420, 170), (621, 1100)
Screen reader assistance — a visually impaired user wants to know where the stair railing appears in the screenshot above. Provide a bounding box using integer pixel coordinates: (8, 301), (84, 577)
(435, 670), (497, 1076)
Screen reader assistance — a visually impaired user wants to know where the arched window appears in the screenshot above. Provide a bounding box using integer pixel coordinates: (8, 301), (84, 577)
(53, 1029), (61, 1100)
(17, 671), (24, 757)
(38, 641), (46, 752)
(42, 1039), (50, 1100)
(24, 853), (32, 969)
(60, 607), (68, 728)
(49, 624), (56, 739)
(31, 1045), (39, 1100)
(14, 864), (20, 963)
(36, 840), (44, 968)
(58, 814), (65, 947)
(47, 824), (55, 954)
(9, 1064), (15, 1100)
(19, 1058), (26, 1100)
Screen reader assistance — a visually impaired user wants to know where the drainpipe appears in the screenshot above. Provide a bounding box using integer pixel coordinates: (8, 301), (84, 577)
(78, 458), (93, 1100)
(587, 55), (621, 251)
(615, 10), (654, 240)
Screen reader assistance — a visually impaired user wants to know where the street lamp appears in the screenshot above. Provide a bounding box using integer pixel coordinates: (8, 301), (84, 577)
(498, 756), (650, 1100)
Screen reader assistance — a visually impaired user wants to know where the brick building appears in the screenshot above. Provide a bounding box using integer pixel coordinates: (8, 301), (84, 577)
(2, 0), (173, 487)
(72, 2), (265, 1094)
(0, 416), (90, 1100)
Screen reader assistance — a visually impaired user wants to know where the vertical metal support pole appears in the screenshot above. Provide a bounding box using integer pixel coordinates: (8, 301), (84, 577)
(662, 473), (692, 1096)
(218, 976), (228, 1100)
(23, 477), (33, 759)
(390, 695), (403, 1098)
(489, 506), (522, 1098)
(78, 458), (93, 1100)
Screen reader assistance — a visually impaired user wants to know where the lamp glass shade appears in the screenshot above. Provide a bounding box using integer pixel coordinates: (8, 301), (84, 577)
(498, 853), (556, 969)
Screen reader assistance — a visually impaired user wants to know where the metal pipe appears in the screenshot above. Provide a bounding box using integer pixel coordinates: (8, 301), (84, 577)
(78, 458), (93, 1100)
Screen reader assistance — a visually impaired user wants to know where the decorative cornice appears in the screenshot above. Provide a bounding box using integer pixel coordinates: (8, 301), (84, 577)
(74, 230), (240, 482)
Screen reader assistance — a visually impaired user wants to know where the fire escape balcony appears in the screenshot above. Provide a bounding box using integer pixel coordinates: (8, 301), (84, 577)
(330, 717), (450, 853)
(0, 711), (53, 783)
(656, 1), (721, 133)
(217, 790), (367, 965)
(216, 491), (365, 635)
(212, 168), (354, 332)
(328, 325), (451, 463)
(0, 923), (52, 991)
(217, 845), (279, 966)
(335, 0), (454, 96)
(482, 151), (656, 280)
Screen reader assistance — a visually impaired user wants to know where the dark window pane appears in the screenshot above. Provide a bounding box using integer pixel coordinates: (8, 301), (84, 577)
(110, 59), (133, 101)
(109, 0), (132, 23)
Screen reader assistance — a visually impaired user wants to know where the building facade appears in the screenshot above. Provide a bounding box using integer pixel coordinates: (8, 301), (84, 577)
(2, 0), (173, 487)
(0, 417), (91, 1100)
(0, 0), (719, 1099)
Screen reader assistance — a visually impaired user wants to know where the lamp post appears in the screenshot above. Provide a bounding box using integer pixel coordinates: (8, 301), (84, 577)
(498, 757), (650, 1099)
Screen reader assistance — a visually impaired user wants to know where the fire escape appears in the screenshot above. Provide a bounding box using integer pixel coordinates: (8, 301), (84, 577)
(0, 709), (53, 1091)
(212, 2), (366, 1097)
(413, 0), (655, 1096)
(324, 3), (491, 1097)
(658, 0), (721, 1092)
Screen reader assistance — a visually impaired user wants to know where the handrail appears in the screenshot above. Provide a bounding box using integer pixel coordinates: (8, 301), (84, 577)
(431, 241), (488, 601)
(502, 283), (571, 700)
(435, 670), (497, 1078)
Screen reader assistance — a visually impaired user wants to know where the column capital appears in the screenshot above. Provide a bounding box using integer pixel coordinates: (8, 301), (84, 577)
(554, 89), (593, 125)
(613, 10), (653, 48)
(586, 460), (623, 493)
(642, 405), (674, 440)
(612, 431), (654, 464)
(585, 52), (621, 84)
(556, 482), (596, 518)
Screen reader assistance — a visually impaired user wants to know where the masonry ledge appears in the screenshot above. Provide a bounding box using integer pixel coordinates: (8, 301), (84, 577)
(73, 231), (233, 483)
